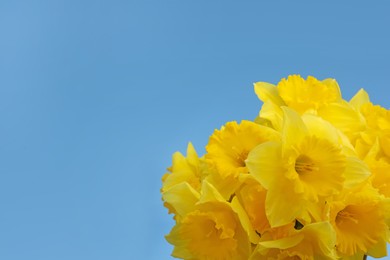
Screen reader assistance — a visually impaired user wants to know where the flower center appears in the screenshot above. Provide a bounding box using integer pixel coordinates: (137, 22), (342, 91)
(336, 207), (358, 226)
(295, 155), (318, 175)
(236, 150), (249, 167)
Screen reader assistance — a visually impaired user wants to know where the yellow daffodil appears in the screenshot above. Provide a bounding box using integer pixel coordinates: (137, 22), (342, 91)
(254, 77), (368, 144)
(162, 143), (206, 219)
(322, 88), (390, 161)
(205, 120), (280, 198)
(255, 75), (342, 115)
(161, 75), (390, 259)
(246, 107), (370, 227)
(329, 186), (389, 257)
(277, 75), (342, 113)
(166, 181), (251, 260)
(162, 143), (204, 193)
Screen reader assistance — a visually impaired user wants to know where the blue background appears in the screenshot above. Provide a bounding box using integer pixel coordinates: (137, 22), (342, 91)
(0, 1), (389, 259)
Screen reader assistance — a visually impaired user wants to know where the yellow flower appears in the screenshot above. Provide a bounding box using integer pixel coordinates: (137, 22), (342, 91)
(250, 222), (337, 260)
(321, 88), (390, 161)
(246, 107), (370, 227)
(161, 143), (206, 219)
(254, 75), (342, 115)
(278, 75), (342, 113)
(206, 120), (280, 178)
(329, 186), (389, 257)
(162, 143), (204, 193)
(162, 182), (200, 220)
(254, 77), (369, 143)
(205, 120), (280, 198)
(161, 75), (390, 259)
(166, 181), (251, 260)
(310, 89), (368, 143)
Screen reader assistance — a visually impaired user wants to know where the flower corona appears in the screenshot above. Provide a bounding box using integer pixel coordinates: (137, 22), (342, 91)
(161, 75), (390, 259)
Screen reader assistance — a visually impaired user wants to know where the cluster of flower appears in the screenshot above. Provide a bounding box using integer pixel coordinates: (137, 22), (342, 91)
(161, 75), (390, 259)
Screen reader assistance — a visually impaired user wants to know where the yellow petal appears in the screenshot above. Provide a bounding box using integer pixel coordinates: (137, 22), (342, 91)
(265, 178), (310, 227)
(167, 224), (194, 259)
(281, 106), (309, 155)
(302, 113), (354, 152)
(198, 180), (226, 204)
(254, 81), (285, 106)
(162, 182), (200, 217)
(230, 196), (261, 244)
(343, 157), (371, 189)
(318, 101), (366, 137)
(368, 158), (390, 198)
(367, 237), (387, 258)
(204, 171), (242, 200)
(300, 222), (337, 259)
(186, 142), (199, 164)
(235, 177), (270, 238)
(258, 233), (304, 249)
(322, 78), (342, 99)
(339, 252), (365, 260)
(379, 131), (390, 158)
(162, 143), (203, 192)
(246, 141), (283, 190)
(258, 100), (284, 131)
(349, 88), (370, 110)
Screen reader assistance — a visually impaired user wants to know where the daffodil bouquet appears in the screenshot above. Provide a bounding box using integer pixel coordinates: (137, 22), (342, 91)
(161, 75), (390, 259)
